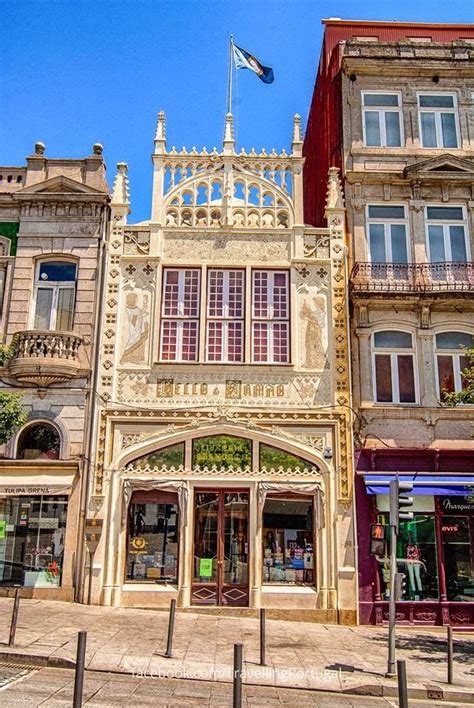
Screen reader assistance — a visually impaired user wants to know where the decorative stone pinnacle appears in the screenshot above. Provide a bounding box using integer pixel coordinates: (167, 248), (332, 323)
(154, 111), (166, 153)
(325, 167), (345, 211)
(111, 162), (130, 207)
(34, 141), (45, 156)
(223, 112), (235, 152)
(93, 143), (103, 156)
(292, 114), (303, 144)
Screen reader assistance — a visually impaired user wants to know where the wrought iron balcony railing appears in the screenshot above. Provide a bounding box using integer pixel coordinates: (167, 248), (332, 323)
(350, 262), (474, 294)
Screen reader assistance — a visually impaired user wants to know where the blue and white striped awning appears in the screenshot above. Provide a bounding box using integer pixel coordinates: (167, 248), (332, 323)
(363, 473), (474, 496)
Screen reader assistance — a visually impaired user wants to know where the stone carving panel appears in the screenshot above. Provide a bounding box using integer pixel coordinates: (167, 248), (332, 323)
(163, 232), (290, 263)
(116, 368), (332, 408)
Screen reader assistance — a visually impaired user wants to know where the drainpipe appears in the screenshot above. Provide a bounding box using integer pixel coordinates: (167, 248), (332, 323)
(75, 198), (110, 603)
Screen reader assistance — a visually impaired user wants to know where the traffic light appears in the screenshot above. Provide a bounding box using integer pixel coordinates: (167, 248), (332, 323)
(389, 479), (414, 533)
(394, 571), (407, 600)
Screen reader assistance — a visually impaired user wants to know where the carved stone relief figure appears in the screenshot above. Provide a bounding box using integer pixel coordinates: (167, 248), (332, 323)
(300, 294), (328, 370)
(120, 290), (150, 364)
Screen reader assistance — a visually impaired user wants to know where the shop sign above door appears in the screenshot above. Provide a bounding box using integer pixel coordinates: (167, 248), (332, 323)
(440, 495), (474, 513)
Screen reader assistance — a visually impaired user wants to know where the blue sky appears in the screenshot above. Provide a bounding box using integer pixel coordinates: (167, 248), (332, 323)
(2, 0), (472, 221)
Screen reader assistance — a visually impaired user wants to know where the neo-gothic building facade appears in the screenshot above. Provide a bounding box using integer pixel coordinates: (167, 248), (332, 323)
(86, 113), (357, 623)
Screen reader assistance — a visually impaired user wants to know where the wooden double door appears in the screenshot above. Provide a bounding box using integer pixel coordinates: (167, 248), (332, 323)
(192, 489), (249, 606)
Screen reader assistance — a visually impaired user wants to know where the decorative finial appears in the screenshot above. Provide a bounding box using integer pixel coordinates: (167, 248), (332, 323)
(154, 111), (166, 153)
(34, 142), (45, 156)
(93, 143), (103, 156)
(292, 114), (302, 144)
(223, 112), (235, 153)
(111, 162), (130, 208)
(325, 167), (345, 211)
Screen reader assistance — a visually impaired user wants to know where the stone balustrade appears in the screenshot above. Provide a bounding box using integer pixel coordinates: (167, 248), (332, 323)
(7, 330), (83, 387)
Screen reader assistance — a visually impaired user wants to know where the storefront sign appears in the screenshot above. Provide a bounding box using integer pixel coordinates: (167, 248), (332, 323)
(441, 524), (459, 535)
(0, 485), (72, 496)
(440, 496), (474, 513)
(0, 521), (6, 539)
(199, 558), (213, 577)
(84, 518), (103, 555)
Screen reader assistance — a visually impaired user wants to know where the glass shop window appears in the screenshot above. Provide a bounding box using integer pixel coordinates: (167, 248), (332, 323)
(262, 496), (314, 586)
(130, 443), (185, 470)
(442, 515), (474, 602)
(192, 435), (252, 470)
(0, 496), (68, 588)
(377, 514), (438, 601)
(126, 492), (179, 583)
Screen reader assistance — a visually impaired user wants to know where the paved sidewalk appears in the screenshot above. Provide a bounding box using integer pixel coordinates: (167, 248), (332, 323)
(0, 599), (472, 701)
(0, 665), (410, 707)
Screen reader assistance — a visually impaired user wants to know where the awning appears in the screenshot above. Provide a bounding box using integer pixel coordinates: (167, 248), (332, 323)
(363, 473), (474, 496)
(0, 472), (76, 496)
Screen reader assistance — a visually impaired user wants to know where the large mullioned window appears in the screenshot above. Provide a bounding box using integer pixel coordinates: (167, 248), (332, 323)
(160, 268), (200, 362)
(206, 269), (245, 363)
(252, 270), (289, 364)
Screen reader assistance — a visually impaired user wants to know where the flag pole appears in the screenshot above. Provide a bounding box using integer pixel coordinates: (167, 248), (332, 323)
(227, 34), (234, 114)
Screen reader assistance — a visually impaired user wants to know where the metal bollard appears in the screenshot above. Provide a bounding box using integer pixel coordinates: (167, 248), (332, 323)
(397, 659), (408, 708)
(165, 599), (176, 658)
(8, 587), (21, 647)
(233, 642), (243, 708)
(73, 631), (87, 708)
(447, 626), (453, 684)
(259, 608), (266, 666)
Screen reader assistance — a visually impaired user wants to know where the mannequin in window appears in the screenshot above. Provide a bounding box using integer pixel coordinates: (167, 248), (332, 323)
(264, 530), (276, 554)
(406, 533), (424, 599)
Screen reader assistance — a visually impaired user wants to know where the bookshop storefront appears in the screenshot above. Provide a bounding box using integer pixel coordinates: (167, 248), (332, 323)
(357, 449), (474, 626)
(105, 432), (344, 621)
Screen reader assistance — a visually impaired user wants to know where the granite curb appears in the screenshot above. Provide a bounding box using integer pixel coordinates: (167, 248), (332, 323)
(1, 647), (473, 704)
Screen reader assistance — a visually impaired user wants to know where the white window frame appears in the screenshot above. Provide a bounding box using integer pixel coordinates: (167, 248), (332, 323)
(425, 205), (469, 263)
(417, 92), (460, 148)
(32, 260), (77, 331)
(361, 91), (404, 148)
(371, 330), (418, 405)
(206, 269), (245, 363)
(434, 331), (473, 398)
(251, 270), (290, 365)
(159, 268), (200, 362)
(366, 204), (409, 263)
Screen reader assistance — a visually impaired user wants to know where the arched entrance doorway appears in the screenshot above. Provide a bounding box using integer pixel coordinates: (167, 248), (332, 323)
(120, 431), (325, 609)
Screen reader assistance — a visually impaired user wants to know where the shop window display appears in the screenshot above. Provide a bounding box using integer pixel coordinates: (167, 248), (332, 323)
(442, 515), (474, 602)
(126, 493), (179, 583)
(377, 514), (438, 600)
(262, 496), (314, 585)
(0, 496), (67, 587)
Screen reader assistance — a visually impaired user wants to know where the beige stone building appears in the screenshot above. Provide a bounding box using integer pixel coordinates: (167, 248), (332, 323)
(0, 143), (109, 600)
(87, 113), (357, 623)
(304, 20), (474, 626)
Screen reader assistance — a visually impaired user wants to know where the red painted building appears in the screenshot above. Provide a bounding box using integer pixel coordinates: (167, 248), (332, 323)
(304, 20), (474, 625)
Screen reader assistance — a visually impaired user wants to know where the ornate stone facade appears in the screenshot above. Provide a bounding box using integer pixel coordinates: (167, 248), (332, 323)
(0, 143), (109, 601)
(87, 113), (356, 622)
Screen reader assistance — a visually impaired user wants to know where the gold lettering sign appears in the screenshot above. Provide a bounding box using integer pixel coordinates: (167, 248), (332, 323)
(155, 379), (285, 399)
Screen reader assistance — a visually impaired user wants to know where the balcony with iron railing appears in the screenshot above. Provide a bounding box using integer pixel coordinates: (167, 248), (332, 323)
(5, 330), (83, 387)
(350, 262), (474, 296)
